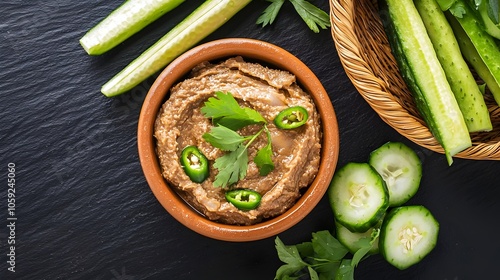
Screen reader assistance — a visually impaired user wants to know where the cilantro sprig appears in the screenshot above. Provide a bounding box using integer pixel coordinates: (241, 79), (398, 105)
(201, 91), (266, 130)
(274, 230), (379, 280)
(257, 0), (331, 33)
(201, 92), (275, 188)
(445, 0), (500, 24)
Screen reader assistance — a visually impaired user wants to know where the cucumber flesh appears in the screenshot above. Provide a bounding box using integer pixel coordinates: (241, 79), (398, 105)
(447, 12), (500, 106)
(101, 0), (252, 97)
(380, 205), (439, 270)
(379, 0), (472, 165)
(335, 219), (381, 255)
(415, 0), (492, 132)
(80, 0), (185, 55)
(328, 162), (389, 233)
(369, 142), (422, 207)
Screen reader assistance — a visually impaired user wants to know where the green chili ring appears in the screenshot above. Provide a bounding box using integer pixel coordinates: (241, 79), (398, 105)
(225, 189), (262, 211)
(274, 106), (309, 129)
(180, 145), (209, 183)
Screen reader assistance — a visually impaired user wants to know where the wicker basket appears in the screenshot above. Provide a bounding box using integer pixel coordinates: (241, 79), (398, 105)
(330, 0), (500, 160)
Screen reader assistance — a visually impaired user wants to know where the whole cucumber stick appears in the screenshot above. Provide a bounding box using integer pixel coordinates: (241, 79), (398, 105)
(379, 0), (471, 165)
(415, 0), (492, 132)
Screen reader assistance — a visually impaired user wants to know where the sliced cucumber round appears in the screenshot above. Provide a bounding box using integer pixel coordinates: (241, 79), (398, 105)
(328, 162), (389, 233)
(335, 218), (382, 255)
(369, 142), (422, 207)
(380, 205), (439, 270)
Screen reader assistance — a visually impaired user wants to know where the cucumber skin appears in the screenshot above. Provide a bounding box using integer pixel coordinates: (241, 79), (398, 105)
(379, 0), (471, 165)
(415, 0), (492, 132)
(80, 0), (185, 55)
(101, 0), (252, 97)
(446, 12), (500, 106)
(379, 205), (439, 270)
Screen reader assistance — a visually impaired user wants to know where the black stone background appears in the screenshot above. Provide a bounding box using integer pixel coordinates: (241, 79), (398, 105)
(1, 1), (499, 279)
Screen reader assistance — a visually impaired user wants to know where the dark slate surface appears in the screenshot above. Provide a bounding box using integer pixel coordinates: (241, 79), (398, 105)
(1, 1), (499, 279)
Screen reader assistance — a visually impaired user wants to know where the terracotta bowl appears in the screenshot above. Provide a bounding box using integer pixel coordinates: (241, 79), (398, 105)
(137, 38), (339, 242)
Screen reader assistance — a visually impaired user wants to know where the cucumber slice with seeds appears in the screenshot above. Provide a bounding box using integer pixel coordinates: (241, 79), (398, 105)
(328, 162), (389, 233)
(369, 142), (422, 207)
(80, 0), (185, 55)
(380, 205), (439, 270)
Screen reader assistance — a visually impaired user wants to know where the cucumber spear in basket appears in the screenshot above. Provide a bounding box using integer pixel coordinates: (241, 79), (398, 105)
(379, 0), (472, 165)
(415, 0), (492, 133)
(438, 0), (500, 107)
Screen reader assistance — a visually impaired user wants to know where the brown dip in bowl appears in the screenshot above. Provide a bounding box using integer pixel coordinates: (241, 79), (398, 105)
(154, 56), (321, 225)
(138, 38), (339, 241)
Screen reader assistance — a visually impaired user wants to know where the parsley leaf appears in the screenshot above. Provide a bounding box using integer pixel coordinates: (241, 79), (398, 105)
(351, 229), (379, 266)
(336, 259), (355, 280)
(275, 237), (308, 279)
(256, 0), (286, 27)
(203, 125), (249, 151)
(311, 230), (349, 261)
(213, 144), (248, 188)
(308, 267), (319, 280)
(257, 0), (330, 33)
(274, 229), (379, 280)
(289, 0), (331, 33)
(450, 3), (467, 17)
(254, 127), (275, 176)
(439, 0), (468, 18)
(201, 91), (266, 130)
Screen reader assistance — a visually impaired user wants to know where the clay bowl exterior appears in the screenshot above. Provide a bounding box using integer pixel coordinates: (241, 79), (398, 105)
(137, 38), (339, 242)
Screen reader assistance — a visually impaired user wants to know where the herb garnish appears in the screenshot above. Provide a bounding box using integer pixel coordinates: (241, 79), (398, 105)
(257, 0), (331, 33)
(201, 91), (275, 188)
(274, 230), (379, 280)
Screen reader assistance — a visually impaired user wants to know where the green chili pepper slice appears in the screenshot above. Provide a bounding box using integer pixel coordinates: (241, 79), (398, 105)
(274, 106), (309, 129)
(180, 145), (209, 183)
(225, 189), (262, 211)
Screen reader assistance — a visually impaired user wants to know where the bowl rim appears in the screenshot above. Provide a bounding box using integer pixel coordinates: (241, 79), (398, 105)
(137, 38), (339, 242)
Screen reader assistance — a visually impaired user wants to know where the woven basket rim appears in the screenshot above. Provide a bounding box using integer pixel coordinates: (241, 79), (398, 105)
(330, 0), (500, 160)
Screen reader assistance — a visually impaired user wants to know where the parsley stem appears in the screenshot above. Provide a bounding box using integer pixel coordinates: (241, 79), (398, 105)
(243, 125), (269, 151)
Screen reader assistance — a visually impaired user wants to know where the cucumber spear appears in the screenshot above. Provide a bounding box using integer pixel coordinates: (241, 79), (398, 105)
(80, 0), (185, 55)
(415, 0), (492, 132)
(100, 0), (252, 97)
(379, 0), (472, 164)
(437, 0), (500, 107)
